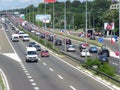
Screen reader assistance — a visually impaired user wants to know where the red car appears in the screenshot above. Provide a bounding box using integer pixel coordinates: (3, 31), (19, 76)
(41, 50), (49, 57)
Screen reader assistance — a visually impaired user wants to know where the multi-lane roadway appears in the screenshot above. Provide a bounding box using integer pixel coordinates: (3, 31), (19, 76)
(0, 21), (117, 90)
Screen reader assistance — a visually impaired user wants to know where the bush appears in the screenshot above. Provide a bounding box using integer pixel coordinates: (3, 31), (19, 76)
(85, 58), (101, 67)
(98, 63), (115, 77)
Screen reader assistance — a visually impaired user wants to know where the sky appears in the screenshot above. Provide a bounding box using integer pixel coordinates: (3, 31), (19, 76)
(0, 0), (92, 11)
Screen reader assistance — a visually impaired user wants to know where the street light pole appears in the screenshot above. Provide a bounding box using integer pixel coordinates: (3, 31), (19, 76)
(53, 3), (55, 49)
(119, 0), (120, 74)
(64, 1), (67, 52)
(85, 0), (88, 62)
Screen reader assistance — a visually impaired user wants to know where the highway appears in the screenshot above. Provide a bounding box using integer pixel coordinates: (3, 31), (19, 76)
(1, 21), (116, 90)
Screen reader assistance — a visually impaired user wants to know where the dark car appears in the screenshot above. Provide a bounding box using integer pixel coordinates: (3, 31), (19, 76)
(48, 35), (54, 41)
(98, 55), (109, 63)
(55, 39), (62, 45)
(29, 42), (36, 47)
(89, 46), (98, 53)
(12, 26), (16, 30)
(98, 49), (110, 57)
(79, 43), (89, 52)
(66, 39), (71, 45)
(40, 33), (45, 38)
(34, 44), (41, 51)
(41, 50), (49, 57)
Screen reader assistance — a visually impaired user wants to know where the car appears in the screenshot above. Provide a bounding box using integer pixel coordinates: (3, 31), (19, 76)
(18, 31), (24, 38)
(41, 50), (49, 57)
(66, 45), (76, 52)
(98, 49), (110, 57)
(40, 33), (45, 38)
(12, 26), (16, 30)
(80, 49), (91, 57)
(29, 42), (36, 47)
(89, 46), (98, 53)
(79, 43), (89, 52)
(65, 39), (71, 45)
(98, 55), (109, 63)
(89, 35), (96, 40)
(55, 39), (62, 45)
(34, 44), (41, 51)
(48, 35), (54, 41)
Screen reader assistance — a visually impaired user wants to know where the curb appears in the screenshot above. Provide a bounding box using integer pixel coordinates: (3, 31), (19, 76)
(0, 69), (10, 90)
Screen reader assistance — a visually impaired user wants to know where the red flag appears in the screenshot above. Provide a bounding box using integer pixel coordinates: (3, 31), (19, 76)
(111, 37), (116, 44)
(44, 0), (56, 3)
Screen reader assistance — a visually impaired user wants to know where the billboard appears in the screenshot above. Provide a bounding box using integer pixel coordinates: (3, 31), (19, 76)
(19, 14), (25, 20)
(36, 14), (51, 23)
(104, 22), (114, 30)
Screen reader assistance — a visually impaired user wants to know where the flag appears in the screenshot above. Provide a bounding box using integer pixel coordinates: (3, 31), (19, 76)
(111, 37), (116, 44)
(44, 0), (56, 3)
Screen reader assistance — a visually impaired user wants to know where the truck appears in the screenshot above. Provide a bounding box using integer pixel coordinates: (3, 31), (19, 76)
(25, 47), (38, 62)
(11, 34), (19, 42)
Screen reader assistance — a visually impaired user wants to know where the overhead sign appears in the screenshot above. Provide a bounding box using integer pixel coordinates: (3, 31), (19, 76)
(98, 37), (104, 43)
(19, 14), (25, 20)
(36, 14), (51, 23)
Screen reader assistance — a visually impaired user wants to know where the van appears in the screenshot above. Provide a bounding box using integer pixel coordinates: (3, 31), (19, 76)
(11, 34), (19, 42)
(25, 47), (38, 62)
(23, 34), (29, 41)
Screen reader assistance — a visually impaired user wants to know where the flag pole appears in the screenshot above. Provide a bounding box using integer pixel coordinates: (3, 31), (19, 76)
(44, 2), (47, 45)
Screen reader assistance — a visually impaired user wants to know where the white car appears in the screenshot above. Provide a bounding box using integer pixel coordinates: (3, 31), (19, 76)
(66, 45), (76, 52)
(80, 49), (91, 57)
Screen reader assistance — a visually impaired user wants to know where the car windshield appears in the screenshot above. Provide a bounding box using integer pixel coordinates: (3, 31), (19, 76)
(28, 51), (36, 55)
(24, 36), (29, 38)
(69, 45), (75, 48)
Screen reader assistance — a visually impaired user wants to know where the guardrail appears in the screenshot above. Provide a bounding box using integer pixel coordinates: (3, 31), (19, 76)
(60, 50), (120, 84)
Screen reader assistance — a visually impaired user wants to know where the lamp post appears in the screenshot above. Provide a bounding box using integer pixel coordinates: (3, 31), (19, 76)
(85, 0), (88, 62)
(119, 0), (120, 74)
(64, 0), (67, 52)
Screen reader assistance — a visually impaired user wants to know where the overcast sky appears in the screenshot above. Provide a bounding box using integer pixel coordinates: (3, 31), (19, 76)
(0, 0), (91, 11)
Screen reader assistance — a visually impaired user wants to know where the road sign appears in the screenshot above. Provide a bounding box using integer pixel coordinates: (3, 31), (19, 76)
(98, 37), (104, 43)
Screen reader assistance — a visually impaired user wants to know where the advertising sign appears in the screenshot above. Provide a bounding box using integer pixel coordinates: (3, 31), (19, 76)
(104, 22), (114, 30)
(19, 14), (25, 20)
(36, 14), (51, 23)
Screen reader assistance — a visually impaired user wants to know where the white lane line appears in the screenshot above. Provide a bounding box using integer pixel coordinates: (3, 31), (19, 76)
(38, 58), (41, 61)
(57, 74), (63, 80)
(31, 83), (37, 86)
(24, 70), (28, 73)
(43, 63), (46, 66)
(23, 68), (27, 71)
(27, 76), (32, 79)
(26, 73), (30, 76)
(29, 79), (34, 82)
(21, 66), (26, 69)
(49, 68), (54, 72)
(70, 85), (77, 90)
(34, 87), (39, 90)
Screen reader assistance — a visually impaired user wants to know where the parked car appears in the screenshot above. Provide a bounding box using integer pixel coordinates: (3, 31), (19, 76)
(98, 55), (109, 63)
(29, 42), (36, 47)
(40, 33), (45, 38)
(41, 50), (49, 57)
(65, 39), (71, 45)
(55, 39), (62, 45)
(79, 43), (89, 52)
(98, 49), (110, 57)
(66, 45), (76, 52)
(89, 46), (98, 53)
(34, 44), (41, 51)
(80, 49), (91, 57)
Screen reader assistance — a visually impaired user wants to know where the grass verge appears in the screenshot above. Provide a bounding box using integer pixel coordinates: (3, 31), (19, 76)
(0, 74), (5, 90)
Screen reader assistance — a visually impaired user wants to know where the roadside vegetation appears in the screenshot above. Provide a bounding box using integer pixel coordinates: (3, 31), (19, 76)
(0, 74), (5, 90)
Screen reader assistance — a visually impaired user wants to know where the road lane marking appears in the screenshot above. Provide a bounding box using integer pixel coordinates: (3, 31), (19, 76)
(70, 85), (76, 90)
(27, 76), (32, 79)
(24, 71), (28, 73)
(57, 74), (63, 80)
(29, 79), (34, 82)
(112, 62), (118, 66)
(23, 68), (27, 71)
(26, 73), (30, 76)
(31, 83), (37, 86)
(49, 68), (54, 72)
(43, 63), (46, 66)
(34, 87), (39, 90)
